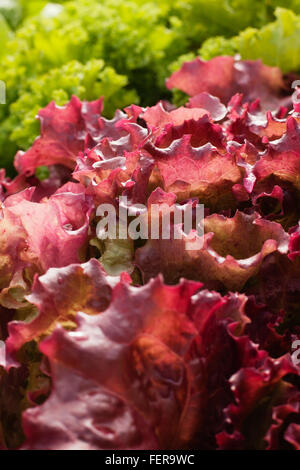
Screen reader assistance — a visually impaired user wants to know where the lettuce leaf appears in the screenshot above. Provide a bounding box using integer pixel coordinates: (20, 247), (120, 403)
(0, 12), (11, 59)
(0, 54), (299, 450)
(3, 1), (300, 168)
(200, 8), (300, 73)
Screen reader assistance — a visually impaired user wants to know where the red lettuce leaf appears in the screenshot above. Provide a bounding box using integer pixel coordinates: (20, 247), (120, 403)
(22, 277), (204, 449)
(14, 97), (104, 176)
(216, 354), (299, 450)
(4, 259), (122, 368)
(167, 57), (286, 111)
(136, 211), (289, 290)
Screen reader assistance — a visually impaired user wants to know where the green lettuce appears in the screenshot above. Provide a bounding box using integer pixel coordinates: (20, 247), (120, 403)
(7, 59), (137, 153)
(0, 0), (185, 166)
(0, 0), (22, 28)
(0, 13), (11, 58)
(174, 0), (300, 46)
(200, 8), (300, 73)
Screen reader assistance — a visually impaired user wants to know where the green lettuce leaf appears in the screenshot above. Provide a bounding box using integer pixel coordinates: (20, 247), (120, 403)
(0, 13), (11, 59)
(200, 8), (300, 73)
(0, 0), (22, 29)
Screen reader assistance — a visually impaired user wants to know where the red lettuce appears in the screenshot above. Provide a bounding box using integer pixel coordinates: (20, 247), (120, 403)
(0, 56), (298, 450)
